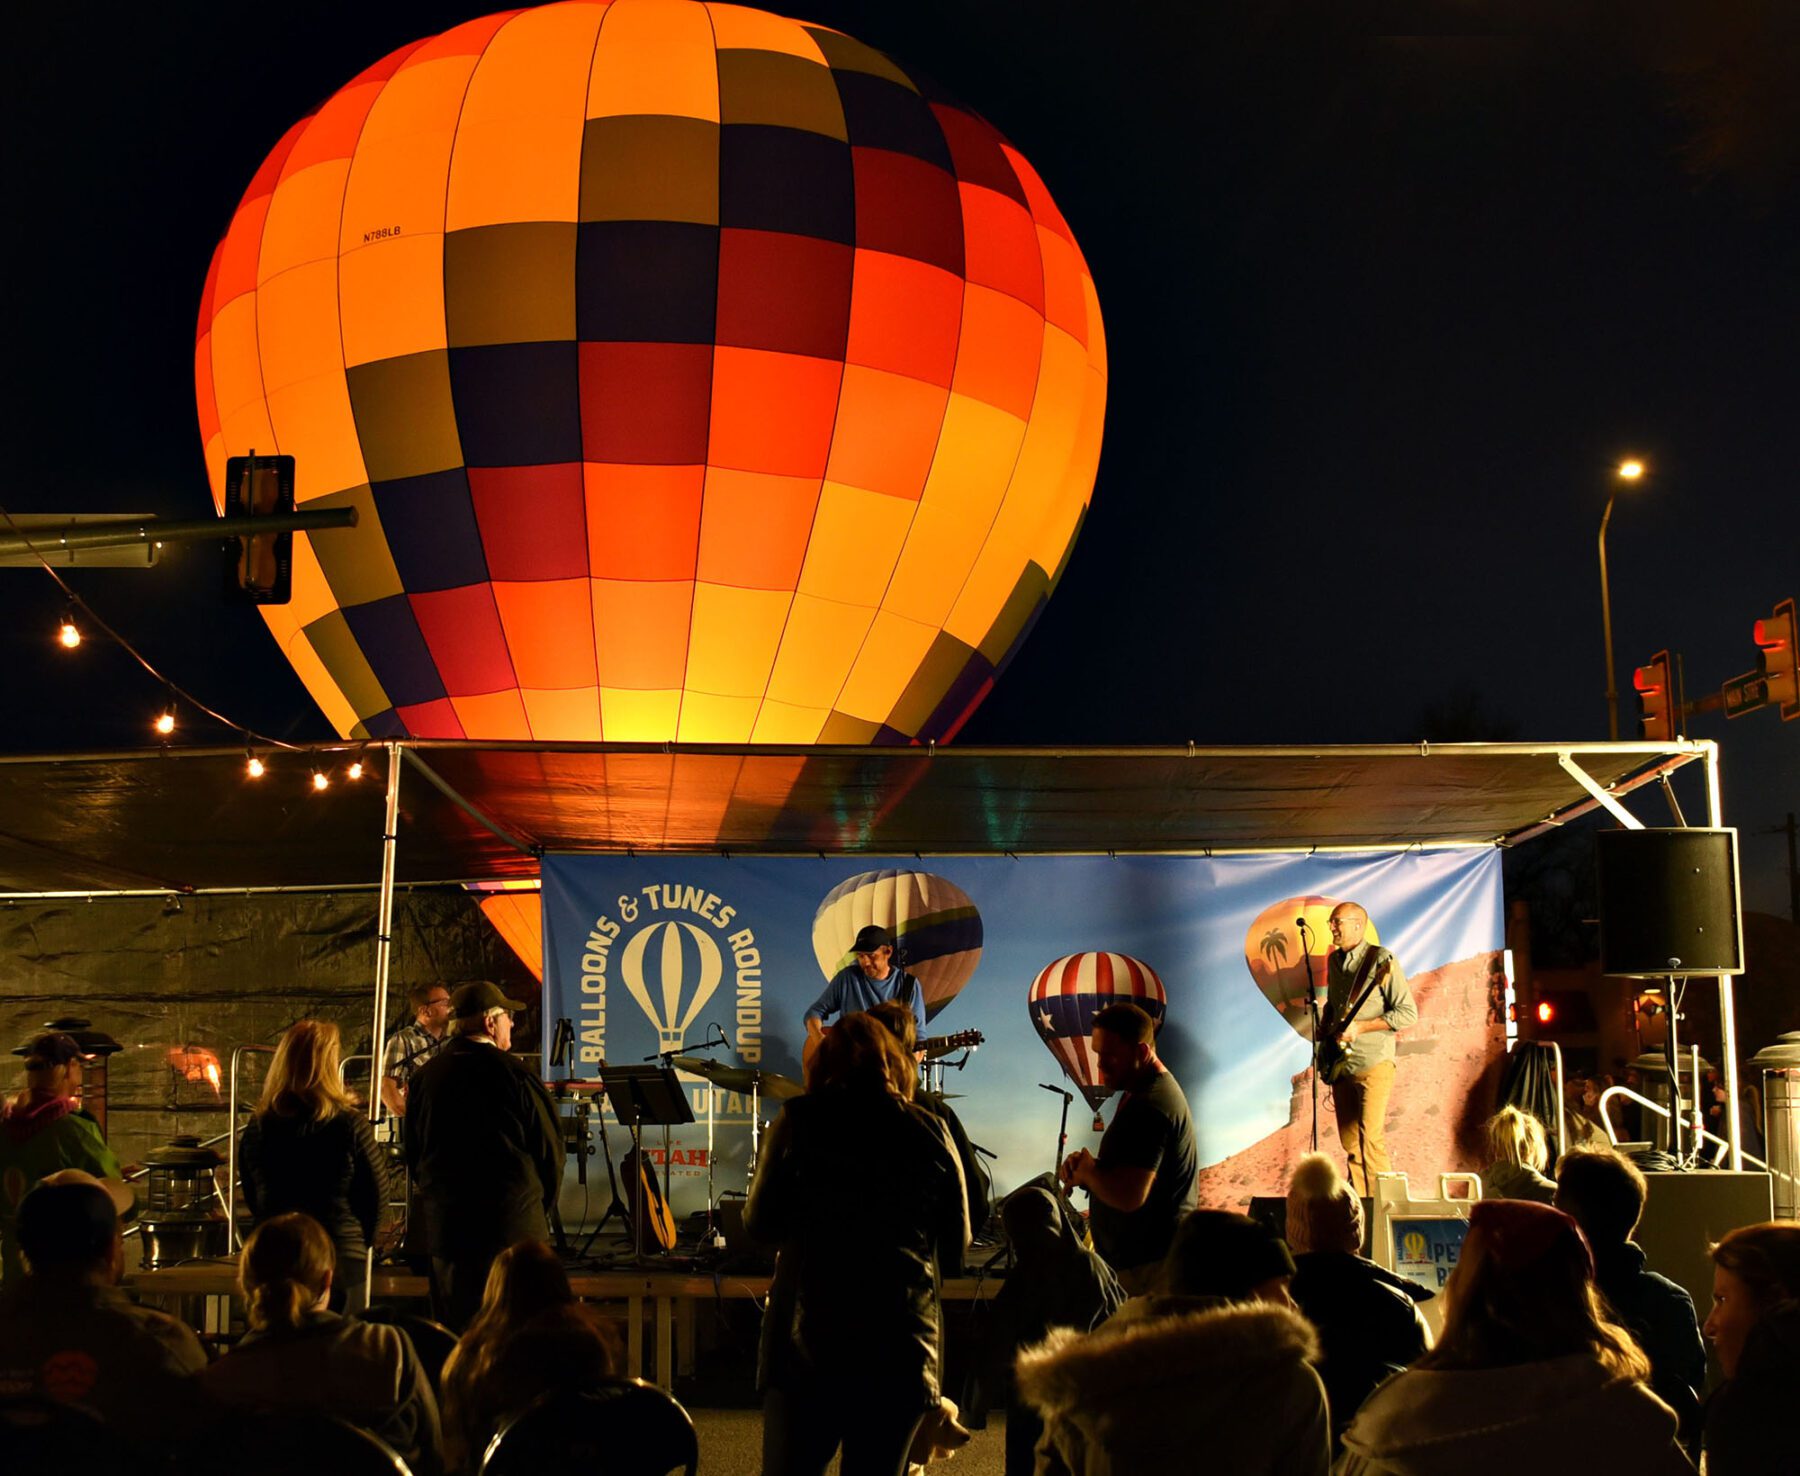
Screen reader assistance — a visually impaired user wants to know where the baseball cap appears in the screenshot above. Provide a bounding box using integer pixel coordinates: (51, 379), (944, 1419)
(23, 1032), (87, 1068)
(449, 980), (526, 1019)
(852, 924), (893, 953)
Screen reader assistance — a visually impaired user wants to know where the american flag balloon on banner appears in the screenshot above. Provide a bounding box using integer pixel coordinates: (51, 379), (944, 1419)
(1028, 951), (1167, 1115)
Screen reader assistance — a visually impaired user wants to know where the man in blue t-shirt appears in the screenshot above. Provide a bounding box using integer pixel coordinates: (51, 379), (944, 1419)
(803, 925), (927, 1057)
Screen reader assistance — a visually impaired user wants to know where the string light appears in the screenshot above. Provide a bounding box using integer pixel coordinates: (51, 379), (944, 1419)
(246, 753), (266, 779)
(347, 759), (365, 781)
(311, 770), (330, 792)
(57, 613), (81, 649)
(153, 710), (176, 737)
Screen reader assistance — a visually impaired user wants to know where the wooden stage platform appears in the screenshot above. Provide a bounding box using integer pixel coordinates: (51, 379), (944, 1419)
(132, 1262), (1000, 1389)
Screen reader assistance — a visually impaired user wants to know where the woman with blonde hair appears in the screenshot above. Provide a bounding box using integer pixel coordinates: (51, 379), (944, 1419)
(202, 1212), (443, 1474)
(438, 1238), (618, 1472)
(750, 1011), (969, 1476)
(1477, 1104), (1557, 1203)
(238, 1018), (390, 1310)
(1338, 1199), (1692, 1474)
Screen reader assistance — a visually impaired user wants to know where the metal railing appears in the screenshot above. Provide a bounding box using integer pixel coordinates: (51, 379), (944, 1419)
(1597, 1084), (1793, 1190)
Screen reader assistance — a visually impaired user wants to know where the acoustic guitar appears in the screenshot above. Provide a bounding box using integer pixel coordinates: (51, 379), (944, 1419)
(621, 1146), (678, 1251)
(802, 1025), (985, 1076)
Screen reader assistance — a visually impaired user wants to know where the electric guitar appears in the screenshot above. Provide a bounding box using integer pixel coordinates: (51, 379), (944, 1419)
(802, 1025), (985, 1076)
(1316, 954), (1393, 1084)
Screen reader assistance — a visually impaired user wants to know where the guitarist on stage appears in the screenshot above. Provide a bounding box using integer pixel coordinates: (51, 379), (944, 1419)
(803, 924), (928, 1057)
(1323, 903), (1417, 1195)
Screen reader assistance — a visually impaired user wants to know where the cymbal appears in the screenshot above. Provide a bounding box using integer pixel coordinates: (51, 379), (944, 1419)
(672, 1057), (804, 1101)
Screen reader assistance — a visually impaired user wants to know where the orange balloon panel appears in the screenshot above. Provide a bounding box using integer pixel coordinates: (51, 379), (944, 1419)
(196, 0), (1106, 743)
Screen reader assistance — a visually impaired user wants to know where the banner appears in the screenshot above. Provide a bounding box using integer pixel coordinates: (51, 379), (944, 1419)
(542, 850), (1504, 1220)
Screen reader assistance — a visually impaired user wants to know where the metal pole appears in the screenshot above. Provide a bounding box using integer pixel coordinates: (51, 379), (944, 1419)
(0, 507), (357, 558)
(1599, 491), (1619, 740)
(1704, 744), (1744, 1170)
(366, 742), (404, 1309)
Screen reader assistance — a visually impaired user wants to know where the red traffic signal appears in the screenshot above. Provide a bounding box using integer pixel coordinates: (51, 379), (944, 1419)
(1633, 650), (1673, 741)
(1536, 1000), (1555, 1025)
(1754, 599), (1798, 717)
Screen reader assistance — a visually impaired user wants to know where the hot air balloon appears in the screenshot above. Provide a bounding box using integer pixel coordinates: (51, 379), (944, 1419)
(1028, 952), (1167, 1111)
(1242, 895), (1380, 1043)
(812, 869), (982, 1021)
(195, 0), (1106, 745)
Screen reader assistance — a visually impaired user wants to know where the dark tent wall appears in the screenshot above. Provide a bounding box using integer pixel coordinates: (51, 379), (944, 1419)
(2, 887), (537, 1172)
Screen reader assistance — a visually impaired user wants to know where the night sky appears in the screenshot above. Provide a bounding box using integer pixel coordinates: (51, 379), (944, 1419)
(7, 3), (1795, 912)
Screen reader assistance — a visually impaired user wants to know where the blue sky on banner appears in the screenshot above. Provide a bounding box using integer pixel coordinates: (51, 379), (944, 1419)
(542, 850), (1500, 1208)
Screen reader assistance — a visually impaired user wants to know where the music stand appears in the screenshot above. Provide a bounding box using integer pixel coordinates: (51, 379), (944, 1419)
(599, 1064), (694, 1263)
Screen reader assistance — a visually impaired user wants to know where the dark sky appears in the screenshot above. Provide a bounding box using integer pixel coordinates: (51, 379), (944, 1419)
(6, 2), (1796, 911)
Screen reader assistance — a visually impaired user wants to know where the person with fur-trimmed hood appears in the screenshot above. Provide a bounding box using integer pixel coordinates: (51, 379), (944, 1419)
(1014, 1209), (1329, 1476)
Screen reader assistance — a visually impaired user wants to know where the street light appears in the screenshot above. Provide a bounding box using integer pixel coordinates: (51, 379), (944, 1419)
(1599, 458), (1646, 740)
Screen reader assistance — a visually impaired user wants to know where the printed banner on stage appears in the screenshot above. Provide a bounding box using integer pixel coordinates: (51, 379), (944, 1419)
(541, 851), (1504, 1219)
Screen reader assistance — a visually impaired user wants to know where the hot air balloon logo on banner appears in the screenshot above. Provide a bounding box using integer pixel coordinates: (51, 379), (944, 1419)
(1028, 952), (1167, 1112)
(812, 869), (983, 1021)
(194, 0), (1106, 746)
(1243, 895), (1378, 1043)
(620, 919), (724, 1054)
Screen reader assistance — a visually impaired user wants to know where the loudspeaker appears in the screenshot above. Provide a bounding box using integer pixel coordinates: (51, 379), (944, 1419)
(1597, 828), (1743, 977)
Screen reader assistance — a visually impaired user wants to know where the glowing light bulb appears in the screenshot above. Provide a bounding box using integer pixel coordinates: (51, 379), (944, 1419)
(153, 711), (176, 737)
(246, 755), (266, 779)
(311, 770), (330, 792)
(346, 760), (364, 781)
(1616, 459), (1645, 481)
(58, 619), (81, 649)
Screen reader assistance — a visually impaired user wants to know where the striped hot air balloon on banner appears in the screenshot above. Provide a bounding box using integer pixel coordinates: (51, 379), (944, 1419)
(1028, 952), (1167, 1112)
(812, 869), (983, 1021)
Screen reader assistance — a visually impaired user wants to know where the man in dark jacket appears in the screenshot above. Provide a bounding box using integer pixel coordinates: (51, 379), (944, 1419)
(1554, 1146), (1706, 1449)
(403, 982), (562, 1329)
(1284, 1152), (1429, 1444)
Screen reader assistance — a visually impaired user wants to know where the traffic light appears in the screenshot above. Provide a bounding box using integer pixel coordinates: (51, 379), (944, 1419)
(1633, 650), (1673, 740)
(223, 454), (295, 604)
(1754, 598), (1798, 718)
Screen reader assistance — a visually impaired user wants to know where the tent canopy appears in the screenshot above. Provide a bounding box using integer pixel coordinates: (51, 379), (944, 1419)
(0, 739), (1706, 896)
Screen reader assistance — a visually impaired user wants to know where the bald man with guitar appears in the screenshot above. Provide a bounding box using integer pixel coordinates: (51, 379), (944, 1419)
(802, 924), (927, 1072)
(1320, 902), (1417, 1194)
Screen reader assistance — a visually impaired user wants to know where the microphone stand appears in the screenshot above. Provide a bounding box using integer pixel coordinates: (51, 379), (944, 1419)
(1298, 917), (1322, 1152)
(1041, 1081), (1074, 1181)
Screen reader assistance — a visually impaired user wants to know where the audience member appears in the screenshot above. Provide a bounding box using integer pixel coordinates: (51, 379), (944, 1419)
(403, 981), (561, 1330)
(0, 1173), (206, 1449)
(239, 1018), (390, 1311)
(1552, 1148), (1704, 1445)
(438, 1238), (617, 1474)
(1338, 1199), (1693, 1474)
(1699, 1221), (1800, 1476)
(1284, 1152), (1429, 1442)
(201, 1212), (443, 1475)
(381, 981), (453, 1117)
(979, 1182), (1125, 1474)
(749, 1012), (968, 1476)
(1477, 1105), (1556, 1203)
(0, 1033), (132, 1286)
(1016, 1209), (1329, 1476)
(865, 999), (991, 1233)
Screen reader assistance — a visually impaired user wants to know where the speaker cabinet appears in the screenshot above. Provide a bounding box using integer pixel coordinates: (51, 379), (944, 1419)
(1597, 828), (1743, 977)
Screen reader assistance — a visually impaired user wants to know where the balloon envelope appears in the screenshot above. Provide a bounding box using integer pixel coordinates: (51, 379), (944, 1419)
(1028, 951), (1167, 1112)
(195, 0), (1106, 745)
(812, 868), (983, 1021)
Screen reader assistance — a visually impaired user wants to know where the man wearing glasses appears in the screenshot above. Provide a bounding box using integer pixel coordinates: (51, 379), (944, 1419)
(379, 983), (453, 1118)
(404, 981), (562, 1328)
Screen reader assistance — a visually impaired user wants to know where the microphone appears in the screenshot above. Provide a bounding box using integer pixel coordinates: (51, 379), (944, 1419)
(1295, 916), (1308, 929)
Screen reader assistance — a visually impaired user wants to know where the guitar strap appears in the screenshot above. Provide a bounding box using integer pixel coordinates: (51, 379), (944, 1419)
(1335, 947), (1389, 1031)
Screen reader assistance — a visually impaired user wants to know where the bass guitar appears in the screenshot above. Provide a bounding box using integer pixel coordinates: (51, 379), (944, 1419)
(1316, 954), (1392, 1084)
